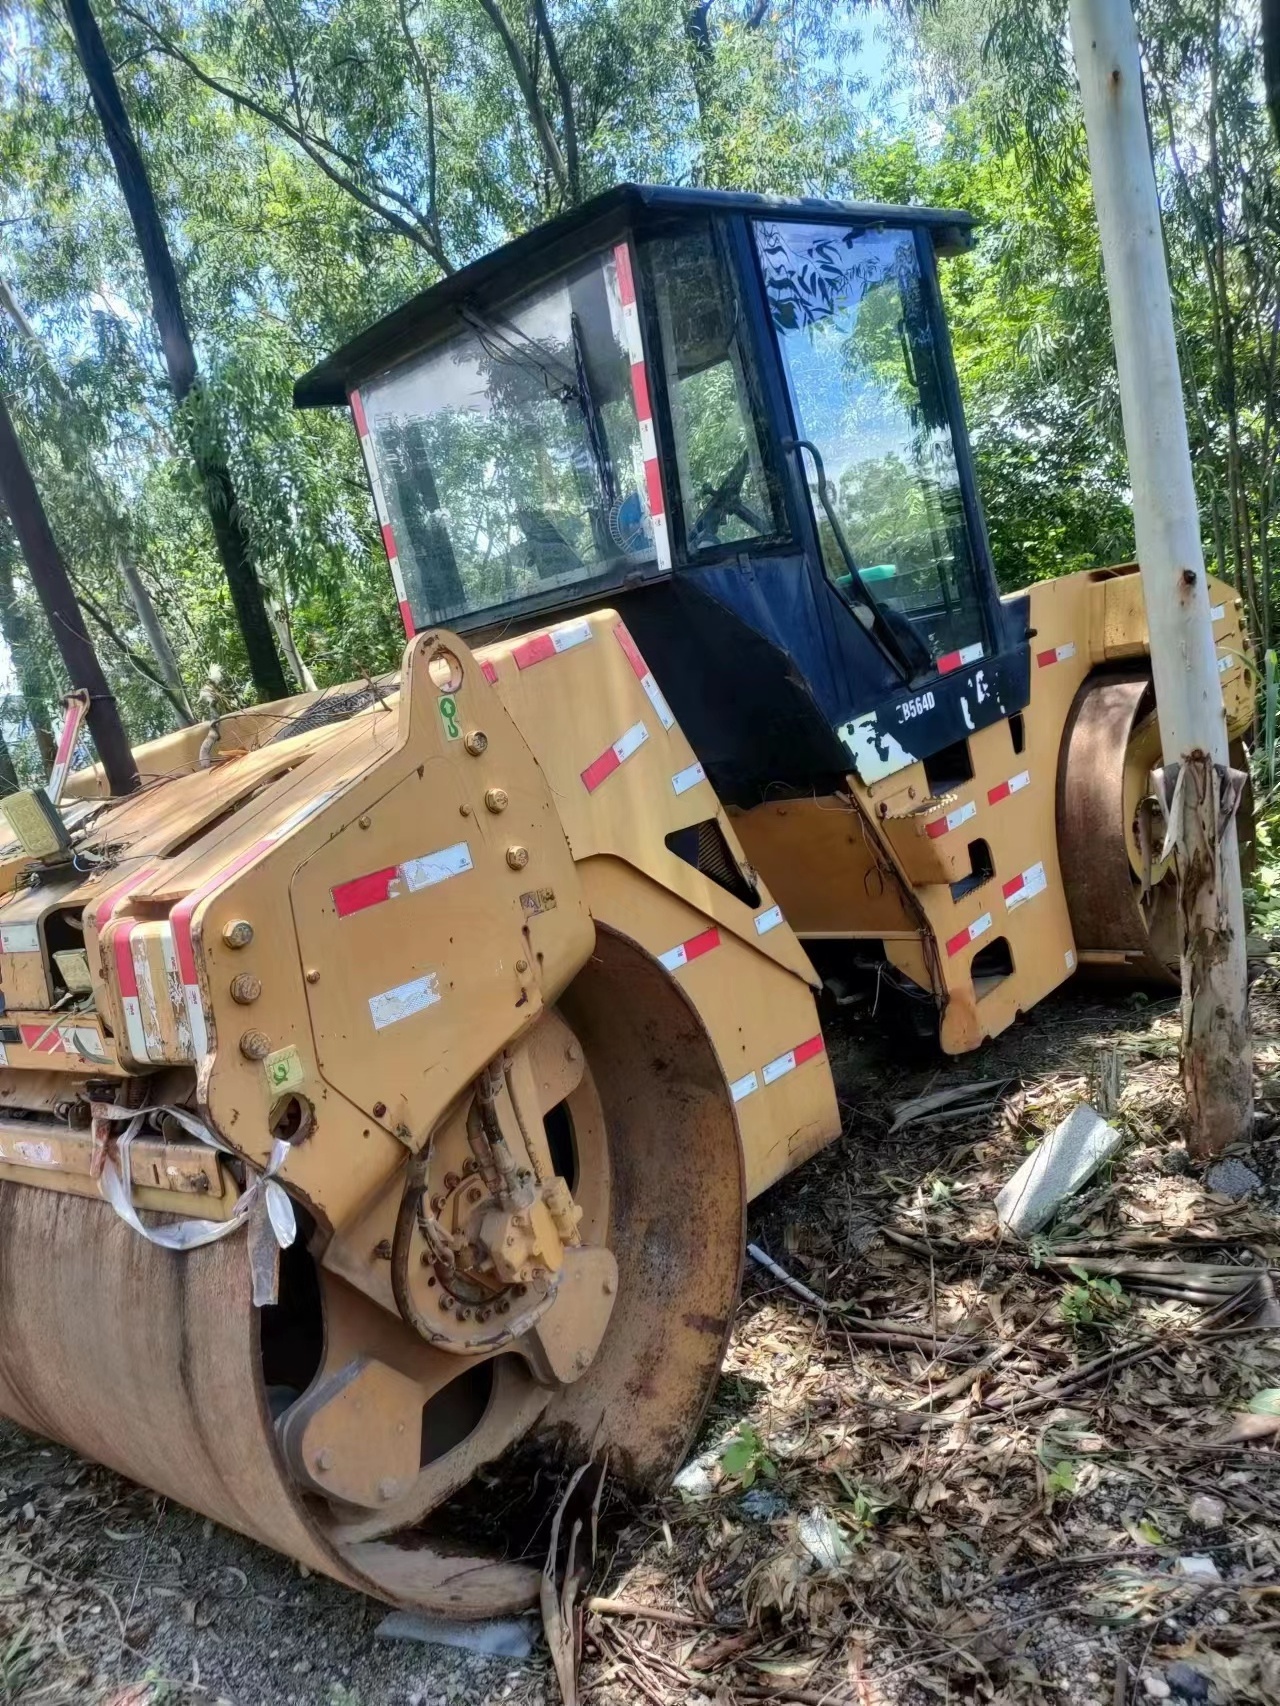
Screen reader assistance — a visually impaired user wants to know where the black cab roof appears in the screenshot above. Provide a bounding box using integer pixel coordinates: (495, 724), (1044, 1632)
(293, 182), (977, 409)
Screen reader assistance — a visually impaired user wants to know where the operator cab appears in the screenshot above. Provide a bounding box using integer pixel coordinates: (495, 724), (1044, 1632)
(296, 185), (1030, 807)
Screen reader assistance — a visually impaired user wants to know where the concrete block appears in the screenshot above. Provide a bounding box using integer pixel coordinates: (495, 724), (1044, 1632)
(996, 1103), (1122, 1238)
(1205, 1157), (1262, 1199)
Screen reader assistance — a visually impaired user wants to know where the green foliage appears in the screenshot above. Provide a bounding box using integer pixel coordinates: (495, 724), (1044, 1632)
(720, 1423), (776, 1488)
(1059, 1265), (1129, 1332)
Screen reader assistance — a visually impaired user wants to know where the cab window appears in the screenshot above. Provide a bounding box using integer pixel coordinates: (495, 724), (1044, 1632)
(642, 223), (783, 556)
(755, 219), (985, 666)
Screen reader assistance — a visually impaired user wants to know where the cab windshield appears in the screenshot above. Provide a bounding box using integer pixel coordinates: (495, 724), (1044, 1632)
(358, 247), (657, 628)
(755, 220), (986, 667)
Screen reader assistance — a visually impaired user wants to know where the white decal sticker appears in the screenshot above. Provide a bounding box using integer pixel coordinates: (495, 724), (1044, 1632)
(1218, 653), (1231, 674)
(1211, 603), (1225, 622)
(840, 712), (915, 784)
(613, 721), (649, 763)
(1065, 948), (1077, 970)
(369, 972), (442, 1030)
(551, 618), (593, 653)
(0, 922), (39, 955)
(672, 761), (706, 796)
(0, 1041), (8, 1067)
(1005, 861), (1048, 911)
(13, 1140), (54, 1166)
(754, 905), (783, 936)
(640, 674), (675, 730)
(402, 842), (473, 891)
(763, 1050), (796, 1085)
(729, 1070), (759, 1103)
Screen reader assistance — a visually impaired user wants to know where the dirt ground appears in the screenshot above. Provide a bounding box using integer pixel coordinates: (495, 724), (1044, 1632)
(3, 975), (1279, 1706)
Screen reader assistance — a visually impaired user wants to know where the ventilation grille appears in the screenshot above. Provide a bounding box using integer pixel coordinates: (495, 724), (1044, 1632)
(665, 819), (760, 908)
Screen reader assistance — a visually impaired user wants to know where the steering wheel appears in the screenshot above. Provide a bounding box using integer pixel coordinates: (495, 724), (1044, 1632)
(689, 451), (767, 547)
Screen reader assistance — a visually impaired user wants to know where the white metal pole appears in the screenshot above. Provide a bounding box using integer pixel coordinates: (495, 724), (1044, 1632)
(1068, 0), (1252, 1155)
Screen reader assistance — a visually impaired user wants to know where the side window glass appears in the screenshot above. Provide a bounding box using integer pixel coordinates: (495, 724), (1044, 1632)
(642, 225), (783, 556)
(756, 220), (985, 667)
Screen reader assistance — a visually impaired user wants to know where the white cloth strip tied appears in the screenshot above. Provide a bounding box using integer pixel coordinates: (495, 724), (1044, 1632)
(91, 1101), (296, 1306)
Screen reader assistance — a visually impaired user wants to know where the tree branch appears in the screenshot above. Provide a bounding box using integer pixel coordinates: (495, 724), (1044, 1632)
(115, 2), (450, 268)
(71, 578), (193, 722)
(472, 0), (568, 196)
(532, 0), (579, 202)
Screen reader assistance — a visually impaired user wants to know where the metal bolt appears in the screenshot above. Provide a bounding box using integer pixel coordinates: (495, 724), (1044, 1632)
(565, 1041), (581, 1063)
(439, 1296), (452, 1312)
(230, 972), (262, 1005)
(464, 730), (489, 756)
(573, 1350), (590, 1372)
(358, 814), (372, 829)
(444, 1171), (460, 1190)
(485, 787), (509, 814)
(431, 1194), (445, 1212)
(373, 1239), (392, 1261)
(222, 920), (254, 949)
(478, 1308), (491, 1322)
(497, 1300), (511, 1314)
(377, 1478), (398, 1502)
(314, 1449), (332, 1472)
(506, 845), (529, 871)
(467, 1187), (482, 1204)
(459, 803), (473, 817)
(239, 1030), (271, 1061)
(373, 1101), (387, 1118)
(305, 968), (320, 984)
(456, 1307), (471, 1321)
(602, 1277), (614, 1296)
(515, 958), (529, 974)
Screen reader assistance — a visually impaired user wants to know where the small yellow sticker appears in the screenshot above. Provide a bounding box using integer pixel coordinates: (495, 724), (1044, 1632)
(264, 1045), (305, 1095)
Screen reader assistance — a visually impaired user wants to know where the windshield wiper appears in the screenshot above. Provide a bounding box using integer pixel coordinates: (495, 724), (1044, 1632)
(460, 301), (615, 513)
(785, 437), (934, 681)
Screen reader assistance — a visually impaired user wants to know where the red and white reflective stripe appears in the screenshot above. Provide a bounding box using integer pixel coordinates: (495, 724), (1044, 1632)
(512, 619), (593, 670)
(614, 623), (674, 729)
(581, 720), (648, 793)
(1002, 860), (1047, 911)
(672, 760), (705, 796)
(332, 841), (473, 919)
(937, 643), (983, 675)
(762, 1034), (825, 1085)
(754, 904), (783, 936)
(46, 693), (89, 805)
(90, 863), (157, 935)
(170, 792), (337, 1060)
(351, 388), (414, 639)
(1036, 642), (1076, 668)
(110, 919), (153, 1062)
(945, 911), (992, 957)
(658, 925), (720, 972)
(480, 659), (499, 684)
(987, 770), (1030, 806)
(612, 242), (671, 572)
(925, 799), (976, 840)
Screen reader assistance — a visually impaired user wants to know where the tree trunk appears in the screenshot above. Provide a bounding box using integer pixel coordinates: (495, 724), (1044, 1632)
(0, 393), (139, 795)
(62, 0), (288, 702)
(0, 272), (195, 724)
(0, 540), (59, 777)
(115, 552), (194, 720)
(1069, 0), (1252, 1159)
